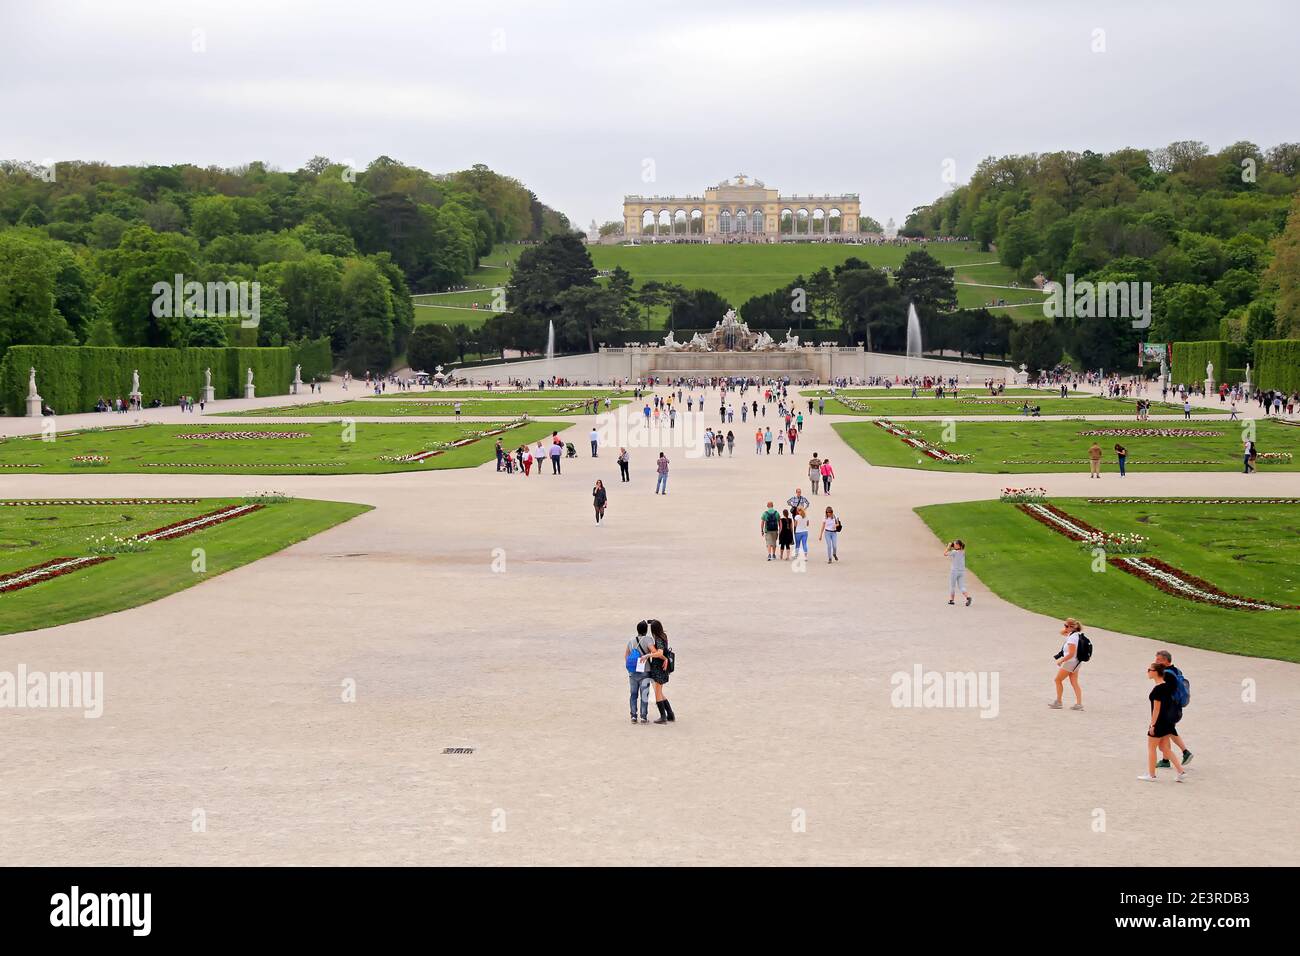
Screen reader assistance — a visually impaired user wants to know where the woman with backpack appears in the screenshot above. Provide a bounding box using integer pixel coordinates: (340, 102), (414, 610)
(818, 506), (841, 563)
(643, 619), (676, 724)
(1138, 661), (1187, 782)
(1049, 618), (1087, 710)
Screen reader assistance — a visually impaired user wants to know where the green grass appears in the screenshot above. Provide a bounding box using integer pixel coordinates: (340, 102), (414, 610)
(216, 398), (628, 418)
(916, 497), (1300, 661)
(364, 388), (624, 400)
(803, 387), (1054, 398)
(0, 497), (370, 635)
(833, 417), (1298, 473)
(818, 395), (1228, 417)
(0, 421), (572, 474)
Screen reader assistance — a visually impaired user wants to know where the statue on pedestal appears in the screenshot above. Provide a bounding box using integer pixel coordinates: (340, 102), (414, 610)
(779, 328), (800, 350)
(204, 367), (212, 388)
(27, 367), (38, 399)
(131, 369), (140, 395)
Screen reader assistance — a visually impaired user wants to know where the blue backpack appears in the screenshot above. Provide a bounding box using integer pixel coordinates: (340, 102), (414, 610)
(1166, 666), (1191, 708)
(625, 644), (641, 674)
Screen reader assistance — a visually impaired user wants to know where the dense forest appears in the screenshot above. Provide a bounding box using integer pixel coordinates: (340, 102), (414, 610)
(0, 157), (569, 372)
(904, 140), (1300, 369)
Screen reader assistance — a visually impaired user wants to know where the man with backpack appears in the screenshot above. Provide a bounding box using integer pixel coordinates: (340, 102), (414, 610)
(625, 622), (653, 724)
(761, 501), (782, 561)
(1154, 649), (1194, 768)
(1049, 618), (1090, 710)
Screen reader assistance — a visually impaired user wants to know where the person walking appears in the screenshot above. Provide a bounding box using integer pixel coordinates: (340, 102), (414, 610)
(617, 447), (630, 482)
(754, 428), (764, 455)
(945, 539), (970, 605)
(1138, 661), (1186, 782)
(1243, 438), (1255, 474)
(592, 479), (608, 524)
(793, 507), (810, 558)
(643, 619), (676, 724)
(726, 430), (735, 456)
(625, 622), (653, 724)
(1153, 650), (1194, 769)
(495, 439), (505, 472)
(654, 452), (669, 495)
(808, 453), (822, 495)
(1114, 443), (1127, 477)
(550, 435), (563, 474)
(778, 509), (794, 560)
(761, 501), (781, 561)
(522, 445), (533, 476)
(787, 488), (809, 516)
(818, 506), (841, 563)
(534, 441), (547, 477)
(776, 428), (785, 455)
(1088, 441), (1102, 479)
(820, 458), (835, 494)
(787, 425), (798, 455)
(764, 427), (773, 454)
(590, 427), (599, 457)
(1049, 618), (1087, 710)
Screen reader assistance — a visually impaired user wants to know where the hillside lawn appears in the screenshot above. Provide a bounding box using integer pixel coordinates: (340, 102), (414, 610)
(216, 398), (631, 418)
(0, 497), (370, 635)
(916, 497), (1300, 661)
(817, 395), (1229, 417)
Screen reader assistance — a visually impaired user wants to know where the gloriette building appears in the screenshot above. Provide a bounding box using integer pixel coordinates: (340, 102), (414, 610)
(622, 174), (861, 241)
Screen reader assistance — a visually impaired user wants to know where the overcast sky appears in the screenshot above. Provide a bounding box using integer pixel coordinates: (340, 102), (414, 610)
(3, 0), (1297, 229)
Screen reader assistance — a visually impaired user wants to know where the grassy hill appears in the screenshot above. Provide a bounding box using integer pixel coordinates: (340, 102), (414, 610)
(412, 241), (1048, 330)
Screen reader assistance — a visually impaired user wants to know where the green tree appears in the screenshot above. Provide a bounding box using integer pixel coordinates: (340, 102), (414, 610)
(407, 323), (457, 373)
(0, 231), (78, 356)
(1010, 321), (1063, 371)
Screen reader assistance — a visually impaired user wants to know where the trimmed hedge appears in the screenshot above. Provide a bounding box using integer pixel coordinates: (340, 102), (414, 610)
(1254, 339), (1300, 393)
(1226, 367), (1247, 385)
(1171, 340), (1228, 387)
(0, 345), (293, 416)
(290, 337), (334, 382)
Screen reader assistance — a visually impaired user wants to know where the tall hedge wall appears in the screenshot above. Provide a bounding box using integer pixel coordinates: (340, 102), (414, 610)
(289, 337), (334, 382)
(0, 346), (293, 416)
(1171, 340), (1228, 387)
(1254, 339), (1300, 394)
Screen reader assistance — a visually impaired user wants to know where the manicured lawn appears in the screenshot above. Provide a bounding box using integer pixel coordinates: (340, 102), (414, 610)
(833, 417), (1298, 473)
(915, 497), (1300, 661)
(0, 421), (571, 474)
(412, 304), (493, 328)
(804, 387), (1052, 398)
(364, 388), (626, 400)
(818, 395), (1227, 417)
(216, 398), (629, 418)
(0, 497), (370, 635)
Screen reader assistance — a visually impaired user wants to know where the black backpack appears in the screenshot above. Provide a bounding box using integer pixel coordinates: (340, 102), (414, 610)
(1076, 633), (1093, 663)
(665, 646), (676, 674)
(765, 511), (779, 531)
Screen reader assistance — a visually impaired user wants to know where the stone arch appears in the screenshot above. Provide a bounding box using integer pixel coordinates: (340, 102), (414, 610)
(752, 208), (765, 233)
(812, 208), (826, 234)
(780, 208), (793, 234)
(828, 207), (842, 233)
(719, 208), (732, 234)
(641, 208), (656, 234)
(796, 208), (810, 234)
(673, 208), (687, 234)
(657, 209), (671, 234)
(690, 208), (703, 234)
(735, 209), (749, 233)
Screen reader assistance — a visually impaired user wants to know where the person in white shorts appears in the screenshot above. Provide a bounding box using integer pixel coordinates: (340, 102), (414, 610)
(1049, 618), (1085, 711)
(945, 539), (970, 606)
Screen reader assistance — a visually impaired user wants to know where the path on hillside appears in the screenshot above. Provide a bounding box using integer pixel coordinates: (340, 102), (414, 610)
(1, 388), (1296, 865)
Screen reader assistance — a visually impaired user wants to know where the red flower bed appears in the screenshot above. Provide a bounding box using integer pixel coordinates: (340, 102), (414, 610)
(1, 499), (201, 506)
(1108, 556), (1300, 611)
(0, 555), (114, 594)
(1015, 502), (1105, 542)
(136, 504), (264, 542)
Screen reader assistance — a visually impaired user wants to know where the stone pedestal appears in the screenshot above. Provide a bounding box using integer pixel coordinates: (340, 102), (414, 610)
(1204, 378), (1214, 396)
(290, 382), (300, 395)
(129, 390), (142, 409)
(201, 385), (215, 404)
(244, 384), (256, 399)
(26, 393), (43, 418)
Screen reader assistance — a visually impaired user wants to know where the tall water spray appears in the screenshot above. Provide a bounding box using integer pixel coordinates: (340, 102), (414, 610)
(905, 302), (923, 376)
(545, 320), (555, 384)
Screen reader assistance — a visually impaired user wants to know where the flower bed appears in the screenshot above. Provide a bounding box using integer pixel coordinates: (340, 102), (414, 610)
(141, 462), (345, 468)
(177, 431), (310, 440)
(375, 420), (530, 463)
(0, 555), (114, 594)
(872, 419), (972, 462)
(0, 463), (41, 468)
(1076, 428), (1223, 438)
(836, 397), (872, 413)
(70, 454), (108, 464)
(1258, 452), (1293, 462)
(378, 450), (445, 463)
(1084, 497), (1300, 505)
(999, 487), (1047, 502)
(88, 533), (153, 554)
(1001, 459), (1218, 465)
(1016, 502), (1105, 541)
(136, 503), (264, 542)
(1109, 556), (1300, 611)
(1076, 530), (1149, 554)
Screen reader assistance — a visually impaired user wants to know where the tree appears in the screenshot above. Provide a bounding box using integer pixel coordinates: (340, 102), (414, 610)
(185, 316), (229, 347)
(1151, 283), (1225, 342)
(895, 250), (957, 319)
(505, 234), (596, 349)
(1262, 194), (1300, 336)
(338, 259), (396, 373)
(555, 285), (622, 352)
(95, 225), (199, 346)
(0, 231), (78, 356)
(407, 323), (457, 373)
(189, 195), (240, 242)
(805, 267), (836, 329)
(1010, 321), (1063, 371)
(606, 265), (638, 328)
(835, 266), (903, 351)
(449, 323), (475, 363)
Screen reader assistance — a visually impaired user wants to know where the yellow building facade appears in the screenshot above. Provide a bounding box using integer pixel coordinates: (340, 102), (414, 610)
(623, 174), (861, 240)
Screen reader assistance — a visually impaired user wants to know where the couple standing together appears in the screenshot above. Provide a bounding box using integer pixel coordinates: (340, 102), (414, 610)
(624, 619), (676, 724)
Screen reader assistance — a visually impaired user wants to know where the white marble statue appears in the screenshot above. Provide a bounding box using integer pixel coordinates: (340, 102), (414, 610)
(779, 328), (800, 350)
(294, 363), (302, 381)
(662, 330), (686, 350)
(28, 366), (38, 399)
(131, 369), (140, 394)
(688, 332), (711, 351)
(753, 331), (775, 350)
(1206, 361), (1214, 381)
(247, 367), (254, 387)
(204, 367), (212, 387)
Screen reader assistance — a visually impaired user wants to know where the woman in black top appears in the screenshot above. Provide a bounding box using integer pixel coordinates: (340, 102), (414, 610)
(592, 480), (607, 524)
(1139, 662), (1186, 782)
(778, 508), (794, 560)
(644, 619), (675, 724)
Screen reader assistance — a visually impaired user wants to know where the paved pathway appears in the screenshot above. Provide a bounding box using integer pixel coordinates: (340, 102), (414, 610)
(1, 387), (1296, 865)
